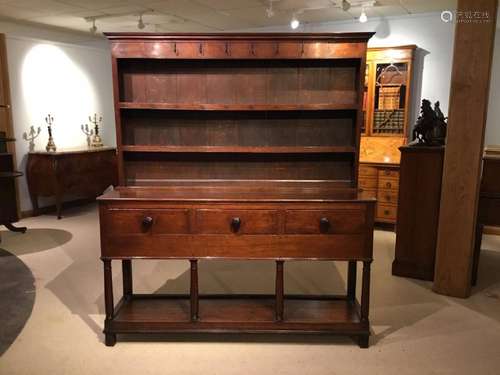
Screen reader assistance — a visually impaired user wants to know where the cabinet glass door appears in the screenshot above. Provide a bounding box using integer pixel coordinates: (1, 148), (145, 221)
(372, 62), (408, 135)
(362, 63), (370, 135)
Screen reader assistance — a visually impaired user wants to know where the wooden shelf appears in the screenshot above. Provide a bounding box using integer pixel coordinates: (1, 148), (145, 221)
(119, 102), (358, 111)
(109, 294), (362, 332)
(122, 145), (356, 154)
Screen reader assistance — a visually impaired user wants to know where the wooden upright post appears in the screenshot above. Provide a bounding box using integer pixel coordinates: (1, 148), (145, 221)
(434, 0), (498, 297)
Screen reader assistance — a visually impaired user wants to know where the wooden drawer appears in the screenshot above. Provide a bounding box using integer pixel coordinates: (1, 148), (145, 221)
(379, 176), (399, 191)
(106, 209), (190, 235)
(359, 165), (377, 177)
(285, 209), (366, 234)
(359, 188), (377, 199)
(377, 190), (398, 205)
(376, 204), (397, 221)
(194, 209), (279, 234)
(378, 168), (399, 179)
(359, 176), (377, 189)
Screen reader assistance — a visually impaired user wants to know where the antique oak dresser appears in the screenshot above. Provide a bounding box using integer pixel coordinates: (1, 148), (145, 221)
(98, 32), (376, 348)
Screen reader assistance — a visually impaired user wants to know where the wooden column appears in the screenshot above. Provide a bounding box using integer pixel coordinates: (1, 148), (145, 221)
(434, 0), (498, 298)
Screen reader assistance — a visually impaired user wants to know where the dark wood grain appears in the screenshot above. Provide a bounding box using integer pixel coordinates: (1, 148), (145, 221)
(100, 32), (375, 347)
(393, 146), (444, 281)
(26, 148), (117, 219)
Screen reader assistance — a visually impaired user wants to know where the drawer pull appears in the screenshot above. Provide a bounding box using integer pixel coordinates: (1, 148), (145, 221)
(384, 210), (390, 216)
(385, 195), (391, 201)
(385, 182), (392, 189)
(142, 216), (153, 229)
(319, 217), (330, 233)
(231, 217), (241, 233)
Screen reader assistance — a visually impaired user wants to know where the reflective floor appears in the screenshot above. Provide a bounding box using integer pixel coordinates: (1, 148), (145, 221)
(0, 204), (499, 375)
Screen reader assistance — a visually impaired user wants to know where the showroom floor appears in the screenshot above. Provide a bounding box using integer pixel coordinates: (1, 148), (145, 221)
(0, 204), (500, 375)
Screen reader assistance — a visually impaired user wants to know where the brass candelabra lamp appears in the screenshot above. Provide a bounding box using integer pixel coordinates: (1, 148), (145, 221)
(88, 113), (103, 148)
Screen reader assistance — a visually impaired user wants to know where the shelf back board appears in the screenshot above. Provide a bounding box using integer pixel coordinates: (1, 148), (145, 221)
(106, 33), (374, 189)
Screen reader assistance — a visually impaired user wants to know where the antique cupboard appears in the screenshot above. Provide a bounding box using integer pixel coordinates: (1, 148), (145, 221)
(98, 32), (375, 348)
(359, 45), (416, 224)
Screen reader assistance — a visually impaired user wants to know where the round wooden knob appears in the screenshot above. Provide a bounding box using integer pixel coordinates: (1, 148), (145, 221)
(231, 217), (241, 233)
(385, 195), (391, 201)
(386, 182), (392, 188)
(142, 216), (153, 229)
(319, 217), (330, 233)
(384, 210), (390, 215)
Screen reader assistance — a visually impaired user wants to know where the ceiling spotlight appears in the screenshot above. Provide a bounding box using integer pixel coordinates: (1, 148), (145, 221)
(359, 8), (368, 23)
(290, 15), (300, 29)
(341, 0), (351, 11)
(137, 14), (145, 29)
(89, 18), (97, 34)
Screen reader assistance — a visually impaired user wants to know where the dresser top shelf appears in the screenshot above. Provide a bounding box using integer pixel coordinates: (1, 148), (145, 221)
(104, 32), (375, 41)
(99, 184), (375, 203)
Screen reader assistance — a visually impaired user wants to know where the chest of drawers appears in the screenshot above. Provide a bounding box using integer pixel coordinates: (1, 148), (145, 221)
(99, 187), (375, 347)
(359, 162), (400, 224)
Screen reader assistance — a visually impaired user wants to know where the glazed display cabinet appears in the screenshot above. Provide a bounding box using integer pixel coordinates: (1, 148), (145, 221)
(359, 45), (416, 224)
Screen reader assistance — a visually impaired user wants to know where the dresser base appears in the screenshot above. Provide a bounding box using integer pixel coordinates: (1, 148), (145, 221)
(104, 294), (370, 348)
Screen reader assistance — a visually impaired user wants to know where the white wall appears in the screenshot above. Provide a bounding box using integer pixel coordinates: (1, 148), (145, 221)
(2, 13), (500, 213)
(2, 21), (114, 212)
(239, 12), (456, 131)
(239, 11), (500, 146)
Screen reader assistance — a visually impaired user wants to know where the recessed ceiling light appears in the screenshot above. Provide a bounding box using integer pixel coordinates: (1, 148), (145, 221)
(290, 15), (300, 29)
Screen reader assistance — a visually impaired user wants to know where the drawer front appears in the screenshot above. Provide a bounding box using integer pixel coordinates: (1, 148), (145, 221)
(359, 165), (378, 177)
(285, 210), (366, 234)
(378, 168), (399, 179)
(103, 234), (370, 260)
(377, 190), (398, 205)
(106, 209), (190, 235)
(376, 204), (397, 221)
(359, 176), (377, 189)
(194, 209), (279, 234)
(379, 176), (399, 191)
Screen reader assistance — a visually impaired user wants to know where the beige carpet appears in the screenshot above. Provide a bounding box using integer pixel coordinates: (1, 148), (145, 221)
(0, 204), (499, 375)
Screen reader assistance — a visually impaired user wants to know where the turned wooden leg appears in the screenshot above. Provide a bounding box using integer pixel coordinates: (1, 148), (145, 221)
(275, 260), (284, 322)
(103, 259), (116, 346)
(4, 223), (27, 233)
(359, 260), (372, 349)
(122, 259), (133, 299)
(358, 335), (369, 348)
(347, 261), (357, 302)
(190, 260), (199, 321)
(105, 332), (117, 346)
